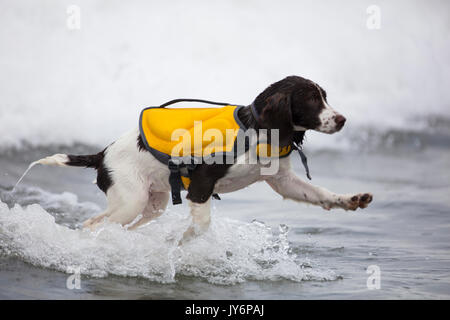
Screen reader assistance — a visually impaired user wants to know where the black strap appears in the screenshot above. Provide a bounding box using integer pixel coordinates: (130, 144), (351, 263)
(292, 142), (312, 180)
(168, 159), (221, 205)
(250, 102), (261, 125)
(168, 160), (183, 205)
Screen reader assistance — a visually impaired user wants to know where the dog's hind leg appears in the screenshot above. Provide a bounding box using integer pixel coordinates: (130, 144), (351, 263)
(127, 191), (169, 230)
(83, 180), (150, 230)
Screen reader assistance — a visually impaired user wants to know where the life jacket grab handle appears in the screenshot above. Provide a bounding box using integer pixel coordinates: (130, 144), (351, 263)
(158, 98), (244, 109)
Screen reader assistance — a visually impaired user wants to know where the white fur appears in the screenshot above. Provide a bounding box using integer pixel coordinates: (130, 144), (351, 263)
(181, 199), (211, 242)
(83, 128), (171, 229)
(314, 84), (341, 134)
(37, 154), (69, 166)
(215, 153), (266, 193)
(265, 158), (371, 210)
(317, 102), (339, 133)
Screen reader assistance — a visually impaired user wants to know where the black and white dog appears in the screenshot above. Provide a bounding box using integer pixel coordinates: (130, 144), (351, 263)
(36, 76), (372, 241)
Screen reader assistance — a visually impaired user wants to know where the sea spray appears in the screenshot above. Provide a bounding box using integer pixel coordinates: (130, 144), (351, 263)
(12, 160), (40, 192)
(0, 188), (338, 284)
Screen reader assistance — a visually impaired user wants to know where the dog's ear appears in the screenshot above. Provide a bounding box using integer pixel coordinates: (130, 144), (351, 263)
(260, 93), (293, 145)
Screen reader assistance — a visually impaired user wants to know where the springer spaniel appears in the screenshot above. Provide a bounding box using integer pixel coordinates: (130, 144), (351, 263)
(34, 76), (373, 242)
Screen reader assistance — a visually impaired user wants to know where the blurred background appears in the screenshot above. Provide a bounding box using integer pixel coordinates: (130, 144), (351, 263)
(0, 0), (449, 299)
(1, 0), (449, 150)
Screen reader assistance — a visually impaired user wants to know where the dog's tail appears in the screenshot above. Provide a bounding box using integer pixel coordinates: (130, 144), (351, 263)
(34, 152), (104, 169)
(12, 151), (104, 191)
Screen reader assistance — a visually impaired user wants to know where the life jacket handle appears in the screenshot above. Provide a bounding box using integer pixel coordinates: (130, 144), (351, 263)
(159, 98), (244, 108)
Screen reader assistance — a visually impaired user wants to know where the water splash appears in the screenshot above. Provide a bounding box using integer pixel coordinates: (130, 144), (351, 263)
(0, 188), (338, 284)
(12, 160), (40, 192)
(1, 186), (100, 228)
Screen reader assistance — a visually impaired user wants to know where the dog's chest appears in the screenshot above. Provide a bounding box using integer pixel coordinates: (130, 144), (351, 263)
(214, 162), (264, 193)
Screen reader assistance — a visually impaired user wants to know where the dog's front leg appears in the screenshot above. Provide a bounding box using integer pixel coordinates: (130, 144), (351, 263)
(181, 198), (211, 243)
(265, 170), (372, 211)
(179, 163), (227, 244)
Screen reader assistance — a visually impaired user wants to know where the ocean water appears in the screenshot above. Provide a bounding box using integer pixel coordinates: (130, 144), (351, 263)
(1, 0), (450, 299)
(1, 136), (450, 299)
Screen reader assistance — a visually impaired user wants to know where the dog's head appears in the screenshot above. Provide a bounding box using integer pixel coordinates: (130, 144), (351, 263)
(255, 76), (346, 139)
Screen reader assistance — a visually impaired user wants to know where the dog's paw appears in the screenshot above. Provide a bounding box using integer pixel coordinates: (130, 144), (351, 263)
(344, 193), (373, 210)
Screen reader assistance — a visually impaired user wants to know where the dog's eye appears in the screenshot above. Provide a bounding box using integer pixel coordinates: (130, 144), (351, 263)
(311, 95), (321, 103)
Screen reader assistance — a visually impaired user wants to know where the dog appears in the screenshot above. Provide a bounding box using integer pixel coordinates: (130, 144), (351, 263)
(35, 76), (373, 241)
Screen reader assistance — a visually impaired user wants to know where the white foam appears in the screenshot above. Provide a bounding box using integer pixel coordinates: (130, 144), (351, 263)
(0, 196), (337, 284)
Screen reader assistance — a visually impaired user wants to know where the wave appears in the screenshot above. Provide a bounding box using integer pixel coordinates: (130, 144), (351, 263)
(2, 115), (449, 156)
(299, 114), (450, 153)
(0, 186), (338, 284)
(0, 185), (100, 228)
(333, 120), (450, 152)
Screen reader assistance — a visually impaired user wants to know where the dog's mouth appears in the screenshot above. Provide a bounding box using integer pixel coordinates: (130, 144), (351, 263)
(314, 113), (346, 134)
(334, 114), (346, 131)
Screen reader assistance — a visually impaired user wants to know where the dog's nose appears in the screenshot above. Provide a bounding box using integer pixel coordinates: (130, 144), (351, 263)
(335, 114), (346, 130)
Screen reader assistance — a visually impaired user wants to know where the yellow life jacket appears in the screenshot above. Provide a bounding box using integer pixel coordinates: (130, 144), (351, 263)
(139, 103), (293, 204)
(139, 105), (293, 163)
(140, 105), (242, 160)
